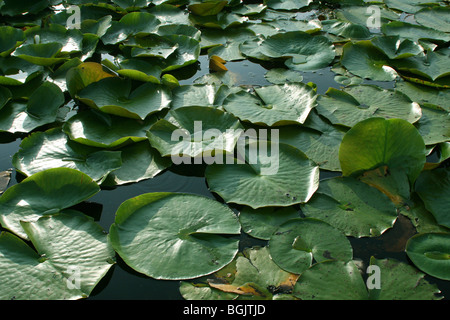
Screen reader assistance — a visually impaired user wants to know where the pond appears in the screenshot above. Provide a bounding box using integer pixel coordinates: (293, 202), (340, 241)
(0, 0), (449, 301)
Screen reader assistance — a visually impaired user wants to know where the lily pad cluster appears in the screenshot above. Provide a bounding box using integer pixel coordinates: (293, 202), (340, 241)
(0, 0), (449, 300)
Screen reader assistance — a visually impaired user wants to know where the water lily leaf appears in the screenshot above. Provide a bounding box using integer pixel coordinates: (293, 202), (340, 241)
(382, 21), (450, 42)
(207, 246), (299, 300)
(414, 168), (450, 229)
(24, 24), (84, 55)
(336, 5), (399, 26)
(179, 281), (238, 300)
(223, 83), (317, 126)
(12, 43), (66, 67)
(415, 6), (450, 33)
(161, 35), (201, 72)
(269, 218), (353, 274)
(170, 84), (219, 110)
(316, 85), (422, 128)
(264, 68), (303, 85)
(406, 233), (450, 281)
(101, 12), (161, 45)
(78, 77), (171, 120)
(384, 0), (440, 14)
(267, 19), (322, 34)
(239, 206), (300, 240)
(147, 106), (244, 158)
(189, 12), (248, 29)
(63, 109), (154, 149)
(188, 0), (228, 16)
(112, 0), (150, 9)
(12, 128), (122, 183)
(395, 81), (449, 112)
(414, 104), (450, 145)
(258, 31), (335, 72)
(109, 192), (241, 280)
(121, 34), (179, 59)
(0, 26), (24, 57)
(233, 3), (267, 16)
(66, 62), (117, 97)
(321, 20), (372, 40)
(341, 40), (398, 81)
(0, 0), (48, 16)
(203, 27), (256, 62)
(339, 118), (427, 185)
(391, 49), (450, 81)
(0, 212), (115, 300)
(149, 4), (191, 26)
(300, 176), (398, 237)
(205, 142), (320, 209)
(265, 0), (312, 11)
(0, 86), (12, 111)
(0, 168), (100, 240)
(117, 58), (163, 84)
(0, 170), (11, 194)
(371, 35), (423, 60)
(101, 140), (171, 187)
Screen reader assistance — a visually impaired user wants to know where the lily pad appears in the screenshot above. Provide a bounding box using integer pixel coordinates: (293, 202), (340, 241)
(414, 168), (450, 229)
(161, 35), (201, 72)
(265, 0), (312, 11)
(341, 40), (398, 81)
(0, 170), (11, 194)
(0, 212), (115, 300)
(382, 21), (450, 42)
(188, 0), (228, 16)
(170, 84), (219, 110)
(63, 109), (154, 149)
(384, 0), (440, 14)
(264, 68), (303, 85)
(300, 176), (398, 237)
(339, 118), (427, 185)
(0, 86), (12, 111)
(415, 6), (450, 33)
(205, 142), (320, 209)
(12, 128), (122, 183)
(66, 62), (116, 98)
(395, 81), (449, 112)
(371, 35), (423, 60)
(77, 77), (171, 120)
(147, 106), (244, 159)
(0, 168), (100, 240)
(223, 83), (317, 126)
(12, 43), (66, 67)
(109, 192), (241, 280)
(269, 218), (353, 274)
(406, 233), (450, 281)
(414, 104), (450, 145)
(0, 26), (24, 57)
(316, 85), (422, 128)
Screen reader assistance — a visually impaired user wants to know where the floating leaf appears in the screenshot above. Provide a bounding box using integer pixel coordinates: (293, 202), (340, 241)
(382, 21), (450, 42)
(0, 212), (115, 300)
(66, 62), (116, 97)
(0, 86), (12, 111)
(406, 233), (450, 281)
(0, 170), (11, 194)
(264, 68), (303, 85)
(0, 168), (100, 240)
(109, 192), (241, 280)
(384, 0), (441, 14)
(395, 81), (449, 112)
(371, 35), (423, 60)
(12, 43), (66, 67)
(223, 83), (317, 126)
(339, 118), (427, 185)
(265, 0), (312, 11)
(205, 142), (320, 209)
(0, 26), (24, 57)
(188, 0), (228, 16)
(300, 176), (398, 237)
(269, 218), (353, 274)
(392, 49), (450, 81)
(414, 104), (450, 145)
(12, 128), (122, 183)
(415, 6), (450, 33)
(316, 85), (422, 128)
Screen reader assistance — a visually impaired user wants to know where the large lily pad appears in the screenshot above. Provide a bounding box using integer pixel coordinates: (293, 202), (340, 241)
(300, 176), (398, 237)
(384, 0), (440, 14)
(222, 83), (317, 126)
(66, 62), (116, 97)
(12, 128), (122, 183)
(339, 118), (427, 185)
(109, 192), (241, 280)
(0, 212), (115, 300)
(414, 168), (450, 229)
(371, 35), (423, 60)
(77, 77), (171, 120)
(12, 43), (66, 67)
(316, 85), (422, 128)
(293, 257), (442, 300)
(395, 81), (449, 112)
(414, 104), (450, 146)
(0, 168), (100, 240)
(0, 26), (24, 57)
(268, 218), (353, 274)
(406, 233), (450, 281)
(205, 142), (320, 209)
(415, 6), (450, 33)
(265, 0), (312, 11)
(147, 106), (244, 159)
(382, 21), (450, 42)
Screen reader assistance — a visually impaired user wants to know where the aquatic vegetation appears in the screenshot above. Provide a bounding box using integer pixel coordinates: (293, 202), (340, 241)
(0, 0), (448, 301)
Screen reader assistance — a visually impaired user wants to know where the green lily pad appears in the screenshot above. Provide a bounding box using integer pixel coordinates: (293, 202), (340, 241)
(12, 128), (122, 183)
(259, 31), (335, 72)
(0, 86), (12, 111)
(0, 212), (115, 300)
(239, 206), (300, 240)
(382, 21), (450, 42)
(189, 12), (248, 29)
(321, 20), (372, 40)
(24, 24), (84, 55)
(414, 104), (450, 145)
(336, 5), (399, 26)
(293, 257), (442, 300)
(66, 62), (116, 97)
(0, 168), (100, 240)
(63, 109), (154, 149)
(12, 43), (66, 67)
(264, 68), (303, 85)
(170, 84), (219, 110)
(0, 170), (11, 194)
(341, 40), (398, 81)
(339, 118), (427, 185)
(121, 34), (179, 59)
(384, 0), (440, 14)
(147, 106), (244, 159)
(116, 58), (163, 84)
(0, 0), (48, 16)
(0, 26), (24, 57)
(109, 192), (241, 280)
(205, 142), (320, 209)
(395, 81), (449, 112)
(371, 35), (423, 60)
(161, 35), (201, 72)
(300, 176), (398, 237)
(265, 0), (312, 11)
(316, 85), (422, 128)
(406, 233), (450, 281)
(188, 0), (228, 16)
(414, 168), (450, 229)
(223, 83), (317, 126)
(415, 6), (450, 33)
(101, 140), (171, 187)
(78, 77), (171, 120)
(269, 218), (353, 274)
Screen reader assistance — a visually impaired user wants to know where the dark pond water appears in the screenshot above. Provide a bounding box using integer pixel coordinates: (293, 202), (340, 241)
(0, 55), (448, 300)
